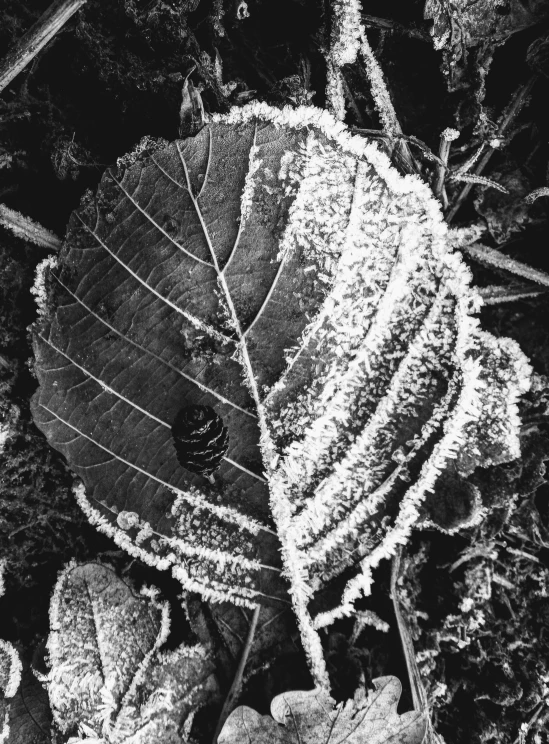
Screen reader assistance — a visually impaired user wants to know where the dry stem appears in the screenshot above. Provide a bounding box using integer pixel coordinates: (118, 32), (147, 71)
(0, 0), (88, 94)
(212, 604), (261, 743)
(0, 204), (61, 250)
(446, 76), (537, 223)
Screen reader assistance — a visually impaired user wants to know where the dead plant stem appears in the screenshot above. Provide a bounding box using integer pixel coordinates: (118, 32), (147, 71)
(446, 76), (537, 223)
(212, 604), (261, 743)
(0, 0), (88, 94)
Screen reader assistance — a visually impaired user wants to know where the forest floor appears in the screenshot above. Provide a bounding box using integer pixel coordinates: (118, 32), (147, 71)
(1, 1), (549, 743)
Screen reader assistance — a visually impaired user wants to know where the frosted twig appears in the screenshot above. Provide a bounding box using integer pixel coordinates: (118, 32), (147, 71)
(361, 14), (431, 42)
(0, 204), (62, 250)
(358, 29), (416, 172)
(525, 186), (549, 204)
(212, 604), (260, 743)
(0, 0), (87, 93)
(446, 76), (537, 222)
(464, 243), (549, 288)
(479, 284), (545, 305)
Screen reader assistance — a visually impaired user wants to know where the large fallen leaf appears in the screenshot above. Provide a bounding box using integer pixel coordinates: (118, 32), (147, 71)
(31, 103), (532, 685)
(46, 562), (217, 743)
(218, 675), (426, 744)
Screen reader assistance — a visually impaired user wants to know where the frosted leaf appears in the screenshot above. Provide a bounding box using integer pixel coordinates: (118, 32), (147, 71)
(0, 641), (22, 744)
(46, 562), (217, 742)
(31, 103), (532, 686)
(218, 676), (426, 744)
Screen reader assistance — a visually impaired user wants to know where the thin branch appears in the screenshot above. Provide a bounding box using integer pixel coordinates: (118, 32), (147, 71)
(361, 14), (431, 43)
(212, 604), (261, 743)
(0, 204), (62, 250)
(391, 550), (443, 744)
(464, 243), (549, 288)
(358, 29), (417, 173)
(446, 76), (537, 223)
(478, 284), (546, 304)
(0, 0), (88, 94)
(433, 128), (459, 205)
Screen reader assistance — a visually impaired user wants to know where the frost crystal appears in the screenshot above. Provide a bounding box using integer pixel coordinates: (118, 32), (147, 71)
(31, 255), (59, 318)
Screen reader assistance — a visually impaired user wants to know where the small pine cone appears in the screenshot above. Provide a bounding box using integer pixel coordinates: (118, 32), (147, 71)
(171, 404), (229, 477)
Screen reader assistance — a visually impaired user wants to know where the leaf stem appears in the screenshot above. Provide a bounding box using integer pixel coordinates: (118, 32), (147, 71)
(0, 0), (88, 94)
(212, 604), (260, 743)
(432, 128), (459, 206)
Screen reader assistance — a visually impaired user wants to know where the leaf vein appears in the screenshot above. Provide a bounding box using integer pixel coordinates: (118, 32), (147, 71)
(110, 170), (214, 267)
(74, 212), (232, 344)
(39, 334), (266, 483)
(51, 272), (257, 419)
(40, 403), (273, 534)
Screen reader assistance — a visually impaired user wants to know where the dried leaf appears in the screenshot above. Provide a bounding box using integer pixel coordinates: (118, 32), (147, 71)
(31, 104), (532, 685)
(473, 162), (541, 243)
(46, 562), (217, 742)
(218, 676), (427, 744)
(178, 77), (205, 139)
(4, 668), (51, 744)
(425, 0), (548, 91)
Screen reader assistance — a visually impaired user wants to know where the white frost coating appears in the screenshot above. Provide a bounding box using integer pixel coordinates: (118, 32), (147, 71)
(239, 142), (261, 227)
(442, 128), (460, 142)
(73, 483), (262, 607)
(325, 59), (346, 121)
(169, 486), (268, 536)
(358, 29), (401, 135)
(31, 255), (58, 318)
(0, 640), (22, 699)
(0, 203), (62, 251)
(116, 511), (140, 530)
(325, 0), (361, 117)
(73, 483), (173, 572)
(330, 0), (362, 66)
(215, 102), (532, 686)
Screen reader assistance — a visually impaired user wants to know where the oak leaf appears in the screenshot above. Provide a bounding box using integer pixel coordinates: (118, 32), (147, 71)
(217, 676), (426, 744)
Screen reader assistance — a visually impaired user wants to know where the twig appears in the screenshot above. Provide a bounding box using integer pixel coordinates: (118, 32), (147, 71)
(0, 0), (88, 94)
(361, 14), (431, 43)
(358, 29), (417, 173)
(0, 204), (62, 250)
(391, 549), (443, 744)
(446, 76), (537, 223)
(464, 242), (549, 288)
(212, 604), (260, 743)
(390, 548), (424, 713)
(433, 128), (459, 206)
(478, 284), (546, 304)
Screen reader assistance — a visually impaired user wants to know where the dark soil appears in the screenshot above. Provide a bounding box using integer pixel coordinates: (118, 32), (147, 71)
(1, 1), (549, 743)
